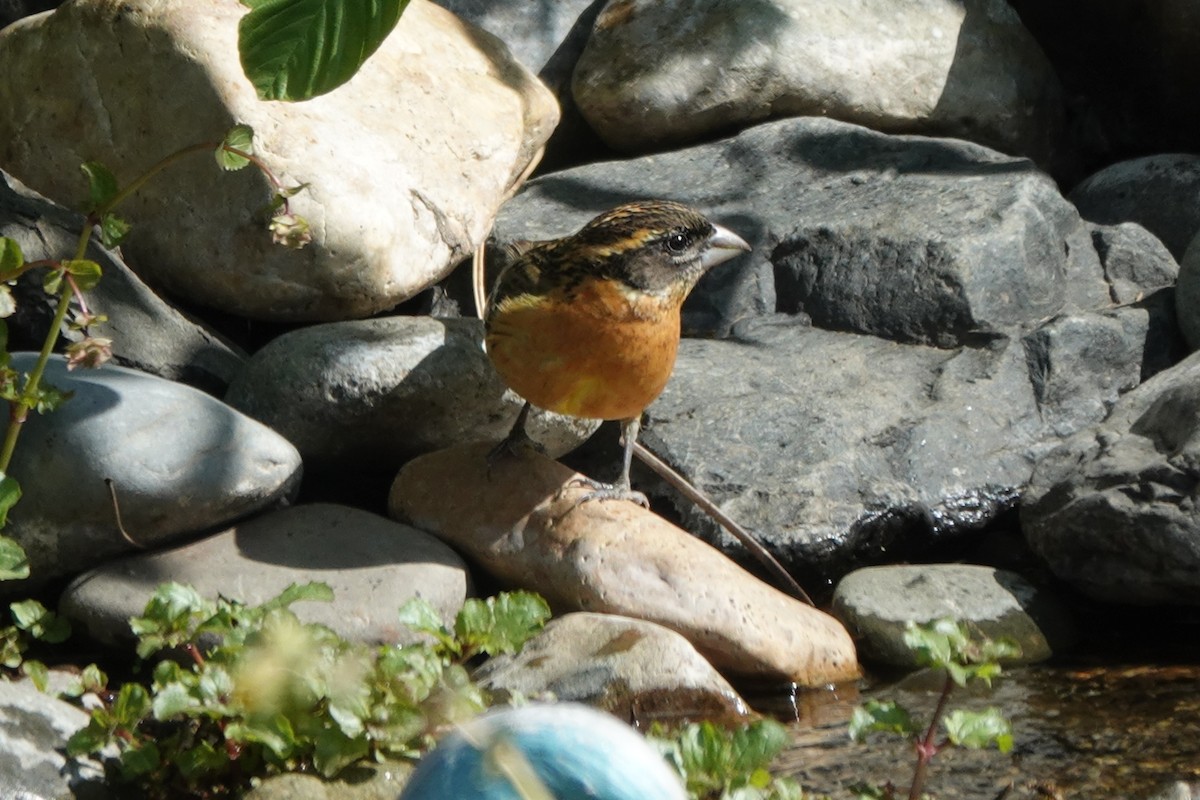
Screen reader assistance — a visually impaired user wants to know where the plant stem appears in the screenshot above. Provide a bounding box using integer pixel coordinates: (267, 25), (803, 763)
(907, 671), (955, 800)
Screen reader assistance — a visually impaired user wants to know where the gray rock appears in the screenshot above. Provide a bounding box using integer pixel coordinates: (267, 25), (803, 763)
(61, 504), (471, 647)
(4, 354), (301, 592)
(572, 0), (1063, 166)
(1020, 307), (1148, 437)
(1089, 222), (1179, 306)
(1022, 350), (1200, 604)
(224, 316), (597, 471)
(433, 0), (598, 73)
(244, 762), (413, 800)
(475, 612), (750, 721)
(0, 169), (243, 394)
(643, 312), (1151, 577)
(1070, 154), (1200, 259)
(0, 679), (114, 799)
(495, 116), (1109, 340)
(831, 564), (1077, 668)
(1176, 232), (1200, 351)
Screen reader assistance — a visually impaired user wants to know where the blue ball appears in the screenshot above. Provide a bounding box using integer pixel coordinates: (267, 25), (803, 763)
(397, 704), (687, 800)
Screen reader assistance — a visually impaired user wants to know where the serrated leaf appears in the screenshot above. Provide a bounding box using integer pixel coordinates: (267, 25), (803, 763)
(61, 259), (103, 291)
(217, 124), (255, 170)
(80, 162), (120, 212)
(79, 662), (107, 693)
(0, 237), (23, 276)
(227, 713), (298, 760)
(67, 720), (113, 757)
(112, 682), (152, 726)
(259, 581), (335, 612)
(99, 213), (131, 248)
(238, 0), (410, 101)
(10, 599), (70, 642)
(455, 591), (550, 657)
(152, 681), (200, 720)
(943, 707), (1013, 752)
(848, 700), (919, 741)
(0, 538), (29, 582)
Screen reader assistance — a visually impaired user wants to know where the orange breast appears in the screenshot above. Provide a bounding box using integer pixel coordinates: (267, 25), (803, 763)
(486, 280), (681, 420)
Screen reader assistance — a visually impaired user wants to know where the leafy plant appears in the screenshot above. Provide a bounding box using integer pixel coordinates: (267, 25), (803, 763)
(238, 0), (411, 101)
(848, 619), (1020, 800)
(66, 583), (549, 797)
(651, 718), (808, 800)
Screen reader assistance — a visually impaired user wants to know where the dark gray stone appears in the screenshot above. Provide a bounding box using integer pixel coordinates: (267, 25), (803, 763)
(642, 311), (1153, 579)
(0, 169), (244, 394)
(831, 564), (1077, 667)
(494, 116), (1109, 340)
(1089, 222), (1179, 305)
(1022, 350), (1200, 604)
(1070, 154), (1200, 260)
(4, 353), (301, 593)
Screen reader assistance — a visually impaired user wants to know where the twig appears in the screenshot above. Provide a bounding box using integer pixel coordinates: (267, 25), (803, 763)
(105, 478), (147, 550)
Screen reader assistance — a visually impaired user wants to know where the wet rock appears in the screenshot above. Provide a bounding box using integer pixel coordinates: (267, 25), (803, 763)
(0, 0), (556, 321)
(494, 116), (1108, 340)
(0, 678), (114, 799)
(60, 504), (470, 647)
(642, 313), (1148, 579)
(0, 169), (243, 394)
(475, 612), (750, 722)
(389, 443), (859, 686)
(572, 0), (1063, 166)
(3, 354), (301, 593)
(1022, 350), (1200, 604)
(831, 564), (1077, 668)
(224, 316), (597, 472)
(1069, 154), (1200, 260)
(1089, 222), (1179, 306)
(397, 704), (686, 800)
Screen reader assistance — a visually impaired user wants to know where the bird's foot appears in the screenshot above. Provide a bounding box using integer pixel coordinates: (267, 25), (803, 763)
(486, 428), (545, 476)
(559, 476), (649, 509)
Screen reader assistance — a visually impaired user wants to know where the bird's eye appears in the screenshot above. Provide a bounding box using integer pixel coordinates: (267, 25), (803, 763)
(664, 231), (691, 253)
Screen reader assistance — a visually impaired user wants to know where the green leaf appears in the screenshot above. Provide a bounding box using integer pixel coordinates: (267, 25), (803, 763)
(112, 682), (152, 727)
(61, 259), (103, 291)
(227, 713), (298, 760)
(0, 538), (30, 582)
(10, 599), (71, 642)
(119, 740), (161, 778)
(21, 658), (49, 691)
(30, 384), (72, 415)
(80, 162), (120, 213)
(238, 0), (411, 101)
(397, 597), (456, 652)
(42, 268), (63, 295)
(312, 727), (370, 777)
(455, 591), (550, 658)
(943, 707), (1013, 752)
(259, 581), (335, 612)
(176, 740), (229, 781)
(152, 681), (200, 720)
(67, 719), (114, 757)
(848, 700), (919, 741)
(0, 237), (23, 277)
(217, 124), (255, 170)
(99, 213), (132, 248)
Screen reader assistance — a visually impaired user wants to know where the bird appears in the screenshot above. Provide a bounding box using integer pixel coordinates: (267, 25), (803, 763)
(396, 703), (687, 799)
(484, 200), (751, 506)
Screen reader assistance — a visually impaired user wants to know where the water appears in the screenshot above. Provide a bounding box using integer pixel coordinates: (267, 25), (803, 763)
(767, 661), (1200, 799)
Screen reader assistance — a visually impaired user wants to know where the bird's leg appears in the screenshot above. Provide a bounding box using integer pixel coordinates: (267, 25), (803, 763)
(564, 417), (650, 508)
(488, 401), (545, 468)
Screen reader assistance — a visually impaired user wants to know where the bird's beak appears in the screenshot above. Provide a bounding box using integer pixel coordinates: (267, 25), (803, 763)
(700, 223), (752, 271)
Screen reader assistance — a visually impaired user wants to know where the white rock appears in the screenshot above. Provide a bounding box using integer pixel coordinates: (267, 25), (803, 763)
(0, 0), (558, 321)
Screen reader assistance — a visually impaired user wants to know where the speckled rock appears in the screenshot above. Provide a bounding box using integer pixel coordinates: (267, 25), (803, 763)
(475, 612), (751, 722)
(389, 442), (859, 686)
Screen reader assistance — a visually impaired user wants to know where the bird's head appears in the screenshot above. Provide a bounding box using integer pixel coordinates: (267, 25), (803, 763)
(569, 200), (751, 300)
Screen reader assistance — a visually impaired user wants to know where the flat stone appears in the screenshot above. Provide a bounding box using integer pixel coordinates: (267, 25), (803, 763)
(60, 503), (471, 647)
(475, 612), (751, 722)
(4, 354), (301, 593)
(831, 564), (1077, 667)
(389, 443), (859, 686)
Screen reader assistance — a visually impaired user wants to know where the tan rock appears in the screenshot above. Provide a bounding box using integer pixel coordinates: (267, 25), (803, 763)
(0, 0), (558, 321)
(389, 443), (859, 686)
(475, 611), (752, 723)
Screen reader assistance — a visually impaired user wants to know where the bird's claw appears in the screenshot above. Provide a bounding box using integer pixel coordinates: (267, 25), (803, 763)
(559, 476), (650, 509)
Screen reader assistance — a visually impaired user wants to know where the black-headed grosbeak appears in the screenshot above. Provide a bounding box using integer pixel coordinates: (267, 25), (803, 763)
(484, 200), (751, 505)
